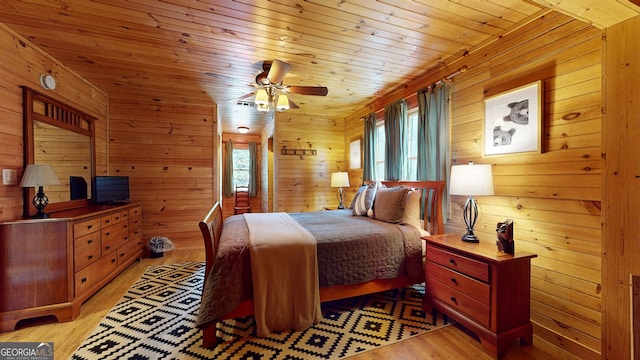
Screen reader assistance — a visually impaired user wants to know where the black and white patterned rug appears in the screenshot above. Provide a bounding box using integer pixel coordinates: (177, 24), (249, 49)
(72, 262), (451, 359)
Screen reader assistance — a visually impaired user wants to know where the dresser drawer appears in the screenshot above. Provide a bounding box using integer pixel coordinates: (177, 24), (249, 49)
(73, 217), (101, 238)
(427, 245), (489, 282)
(73, 233), (101, 271)
(101, 222), (129, 254)
(74, 253), (117, 296)
(428, 278), (491, 327)
(426, 261), (490, 305)
(117, 238), (143, 266)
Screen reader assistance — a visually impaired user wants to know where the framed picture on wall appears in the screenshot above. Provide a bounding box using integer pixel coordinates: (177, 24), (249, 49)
(483, 81), (542, 156)
(349, 136), (362, 169)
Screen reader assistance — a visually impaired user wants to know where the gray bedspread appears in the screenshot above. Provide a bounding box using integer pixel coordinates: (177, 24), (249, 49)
(196, 209), (422, 329)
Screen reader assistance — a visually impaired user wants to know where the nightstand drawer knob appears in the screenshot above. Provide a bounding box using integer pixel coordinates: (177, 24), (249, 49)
(450, 277), (457, 283)
(450, 296), (457, 303)
(449, 258), (456, 265)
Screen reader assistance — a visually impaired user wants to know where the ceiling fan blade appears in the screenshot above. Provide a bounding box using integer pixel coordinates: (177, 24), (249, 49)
(286, 86), (328, 96)
(267, 59), (291, 84)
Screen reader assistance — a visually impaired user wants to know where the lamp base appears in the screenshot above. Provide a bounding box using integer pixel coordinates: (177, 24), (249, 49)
(31, 213), (49, 219)
(461, 232), (479, 243)
(337, 204), (345, 210)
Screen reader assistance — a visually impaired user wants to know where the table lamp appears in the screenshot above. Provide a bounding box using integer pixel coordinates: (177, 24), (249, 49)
(449, 162), (494, 242)
(330, 172), (350, 209)
(20, 164), (61, 218)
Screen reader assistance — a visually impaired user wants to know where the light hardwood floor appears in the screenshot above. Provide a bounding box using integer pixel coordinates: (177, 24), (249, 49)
(0, 250), (568, 359)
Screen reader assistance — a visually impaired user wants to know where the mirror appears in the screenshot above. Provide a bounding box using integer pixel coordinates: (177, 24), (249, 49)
(23, 86), (96, 217)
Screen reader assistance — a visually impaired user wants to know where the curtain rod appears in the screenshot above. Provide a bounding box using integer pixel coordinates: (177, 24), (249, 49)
(365, 65), (468, 117)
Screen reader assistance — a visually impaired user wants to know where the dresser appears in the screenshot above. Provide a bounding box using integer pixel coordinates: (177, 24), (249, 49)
(422, 234), (537, 359)
(0, 202), (142, 332)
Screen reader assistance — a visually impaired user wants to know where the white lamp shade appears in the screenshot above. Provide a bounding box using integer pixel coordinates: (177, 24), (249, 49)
(254, 88), (269, 106)
(276, 94), (290, 111)
(330, 172), (350, 188)
(20, 164), (61, 187)
(449, 163), (494, 196)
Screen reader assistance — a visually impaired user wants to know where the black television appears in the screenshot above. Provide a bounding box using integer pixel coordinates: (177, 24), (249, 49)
(93, 176), (130, 204)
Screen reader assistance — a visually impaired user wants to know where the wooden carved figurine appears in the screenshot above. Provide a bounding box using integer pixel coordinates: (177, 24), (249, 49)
(496, 219), (514, 255)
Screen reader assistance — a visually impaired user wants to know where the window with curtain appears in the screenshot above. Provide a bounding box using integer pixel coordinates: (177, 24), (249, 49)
(372, 107), (419, 181)
(224, 141), (258, 197)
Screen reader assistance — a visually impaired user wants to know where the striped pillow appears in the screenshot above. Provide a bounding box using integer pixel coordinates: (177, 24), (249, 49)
(352, 181), (383, 216)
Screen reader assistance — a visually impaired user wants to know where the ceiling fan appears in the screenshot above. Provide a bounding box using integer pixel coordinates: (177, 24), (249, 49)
(248, 59), (328, 112)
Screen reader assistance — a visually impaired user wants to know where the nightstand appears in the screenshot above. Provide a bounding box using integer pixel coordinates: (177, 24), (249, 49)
(422, 234), (537, 359)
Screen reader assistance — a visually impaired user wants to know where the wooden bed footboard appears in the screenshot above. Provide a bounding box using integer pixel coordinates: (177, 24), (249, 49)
(197, 180), (446, 349)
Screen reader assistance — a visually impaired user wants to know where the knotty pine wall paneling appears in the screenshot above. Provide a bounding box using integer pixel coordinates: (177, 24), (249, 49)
(274, 112), (346, 212)
(343, 12), (602, 360)
(602, 15), (640, 360)
(108, 97), (217, 249)
(0, 22), (107, 222)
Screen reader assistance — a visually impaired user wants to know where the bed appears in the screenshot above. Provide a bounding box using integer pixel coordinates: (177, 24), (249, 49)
(196, 180), (445, 348)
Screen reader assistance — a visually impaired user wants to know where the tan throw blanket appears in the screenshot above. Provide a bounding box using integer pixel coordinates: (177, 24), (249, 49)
(244, 212), (322, 337)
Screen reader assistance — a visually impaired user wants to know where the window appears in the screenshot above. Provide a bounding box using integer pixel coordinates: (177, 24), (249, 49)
(374, 123), (385, 180)
(232, 148), (250, 187)
(406, 109), (419, 180)
(373, 108), (419, 181)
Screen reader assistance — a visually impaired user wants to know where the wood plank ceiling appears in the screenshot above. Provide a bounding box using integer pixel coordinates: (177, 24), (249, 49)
(0, 0), (635, 135)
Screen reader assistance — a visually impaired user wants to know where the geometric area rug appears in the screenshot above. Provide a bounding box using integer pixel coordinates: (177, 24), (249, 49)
(71, 262), (451, 359)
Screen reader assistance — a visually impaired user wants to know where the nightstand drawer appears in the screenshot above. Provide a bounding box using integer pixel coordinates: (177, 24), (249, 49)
(428, 278), (490, 327)
(426, 261), (490, 305)
(427, 245), (489, 282)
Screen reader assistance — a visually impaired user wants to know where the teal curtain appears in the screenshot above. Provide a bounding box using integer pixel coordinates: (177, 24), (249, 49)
(248, 142), (258, 197)
(384, 99), (407, 181)
(417, 82), (451, 215)
(362, 113), (377, 181)
(223, 140), (233, 197)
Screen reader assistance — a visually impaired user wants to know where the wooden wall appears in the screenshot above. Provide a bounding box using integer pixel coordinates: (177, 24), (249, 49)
(0, 23), (108, 222)
(273, 112), (346, 212)
(345, 12), (602, 360)
(108, 97), (217, 250)
(602, 15), (640, 360)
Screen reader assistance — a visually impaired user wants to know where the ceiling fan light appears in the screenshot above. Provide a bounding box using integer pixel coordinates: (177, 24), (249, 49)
(276, 94), (290, 111)
(238, 126), (249, 134)
(255, 88), (269, 105)
(256, 103), (269, 112)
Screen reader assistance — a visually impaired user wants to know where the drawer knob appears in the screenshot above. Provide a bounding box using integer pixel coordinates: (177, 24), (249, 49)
(81, 277), (87, 283)
(87, 239), (93, 244)
(111, 259), (116, 263)
(87, 225), (93, 230)
(450, 296), (457, 303)
(106, 232), (110, 236)
(88, 255), (93, 260)
(450, 277), (457, 284)
(449, 258), (456, 265)
(105, 246), (110, 250)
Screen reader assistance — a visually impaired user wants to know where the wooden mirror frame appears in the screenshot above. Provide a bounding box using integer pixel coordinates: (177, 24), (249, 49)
(22, 86), (97, 217)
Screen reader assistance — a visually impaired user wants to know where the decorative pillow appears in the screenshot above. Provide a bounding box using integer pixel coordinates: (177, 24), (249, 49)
(352, 181), (383, 216)
(402, 189), (424, 231)
(372, 186), (410, 223)
(349, 185), (367, 210)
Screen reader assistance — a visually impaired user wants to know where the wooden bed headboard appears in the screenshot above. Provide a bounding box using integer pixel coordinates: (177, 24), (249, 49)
(199, 202), (222, 281)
